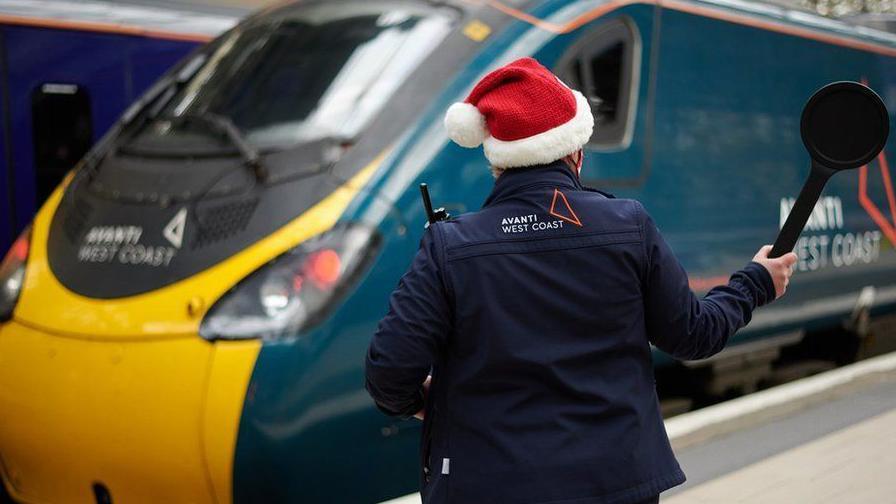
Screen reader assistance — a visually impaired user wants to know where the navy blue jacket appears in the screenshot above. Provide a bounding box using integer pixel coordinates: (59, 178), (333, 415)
(366, 162), (774, 504)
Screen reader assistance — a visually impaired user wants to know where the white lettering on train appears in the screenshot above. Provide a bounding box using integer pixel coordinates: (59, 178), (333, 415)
(78, 224), (178, 267)
(117, 245), (177, 267)
(84, 226), (143, 246)
(780, 196), (885, 272)
(794, 231), (882, 272)
(780, 196), (844, 231)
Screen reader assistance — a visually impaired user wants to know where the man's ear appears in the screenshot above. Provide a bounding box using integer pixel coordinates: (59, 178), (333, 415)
(569, 149), (584, 177)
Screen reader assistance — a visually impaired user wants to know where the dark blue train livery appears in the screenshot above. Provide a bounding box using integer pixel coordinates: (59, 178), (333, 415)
(0, 0), (237, 253)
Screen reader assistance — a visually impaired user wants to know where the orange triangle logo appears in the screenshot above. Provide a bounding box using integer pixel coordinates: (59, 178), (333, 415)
(549, 189), (583, 227)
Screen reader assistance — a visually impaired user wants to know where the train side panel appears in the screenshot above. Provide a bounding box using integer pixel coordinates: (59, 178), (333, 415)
(639, 7), (896, 344)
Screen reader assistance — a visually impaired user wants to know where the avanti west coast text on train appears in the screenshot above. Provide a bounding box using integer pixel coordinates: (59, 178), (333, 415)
(1, 0), (895, 503)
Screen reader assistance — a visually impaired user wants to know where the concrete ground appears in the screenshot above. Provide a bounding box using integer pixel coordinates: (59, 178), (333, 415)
(666, 376), (896, 502)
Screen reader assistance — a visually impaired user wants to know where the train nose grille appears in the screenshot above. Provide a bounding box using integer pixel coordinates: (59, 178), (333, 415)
(193, 198), (258, 249)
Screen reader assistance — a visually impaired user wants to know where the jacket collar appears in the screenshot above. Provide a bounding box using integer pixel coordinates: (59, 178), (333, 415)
(483, 161), (583, 208)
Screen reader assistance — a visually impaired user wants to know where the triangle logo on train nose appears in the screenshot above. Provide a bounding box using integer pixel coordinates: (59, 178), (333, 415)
(549, 189), (583, 227)
(163, 208), (187, 249)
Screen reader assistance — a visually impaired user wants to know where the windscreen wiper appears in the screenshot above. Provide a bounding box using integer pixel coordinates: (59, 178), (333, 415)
(122, 54), (208, 129)
(77, 53), (209, 185)
(176, 112), (268, 182)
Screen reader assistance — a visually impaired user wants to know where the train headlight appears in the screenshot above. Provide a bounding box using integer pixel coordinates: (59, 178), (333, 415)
(199, 223), (379, 341)
(0, 227), (30, 322)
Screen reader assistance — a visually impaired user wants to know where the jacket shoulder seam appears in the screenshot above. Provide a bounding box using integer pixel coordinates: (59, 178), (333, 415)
(446, 231), (641, 262)
(431, 223), (457, 307)
(446, 227), (640, 252)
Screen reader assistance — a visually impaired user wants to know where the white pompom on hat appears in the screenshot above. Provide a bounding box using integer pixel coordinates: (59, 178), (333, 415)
(443, 57), (594, 169)
(445, 102), (489, 148)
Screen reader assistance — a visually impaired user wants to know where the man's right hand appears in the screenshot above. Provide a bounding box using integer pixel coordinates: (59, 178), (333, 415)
(413, 375), (432, 420)
(752, 245), (798, 299)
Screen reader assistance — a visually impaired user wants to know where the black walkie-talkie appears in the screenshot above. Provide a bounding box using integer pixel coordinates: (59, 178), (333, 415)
(419, 183), (450, 228)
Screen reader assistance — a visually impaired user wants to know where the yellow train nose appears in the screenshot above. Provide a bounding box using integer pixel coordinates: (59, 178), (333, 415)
(0, 322), (259, 504)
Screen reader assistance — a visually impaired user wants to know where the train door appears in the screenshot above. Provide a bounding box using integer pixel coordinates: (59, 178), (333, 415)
(31, 83), (93, 207)
(551, 5), (657, 188)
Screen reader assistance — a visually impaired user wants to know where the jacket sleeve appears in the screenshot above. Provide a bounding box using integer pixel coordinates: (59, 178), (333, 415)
(365, 226), (452, 418)
(639, 204), (776, 361)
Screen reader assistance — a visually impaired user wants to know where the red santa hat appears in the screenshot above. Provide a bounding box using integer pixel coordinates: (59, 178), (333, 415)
(444, 57), (594, 168)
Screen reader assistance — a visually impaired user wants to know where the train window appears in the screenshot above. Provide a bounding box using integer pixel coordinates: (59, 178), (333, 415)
(557, 18), (640, 148)
(31, 84), (93, 204)
(139, 2), (455, 151)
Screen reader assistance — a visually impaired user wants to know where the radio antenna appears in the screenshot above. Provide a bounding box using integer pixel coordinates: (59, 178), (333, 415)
(420, 183), (437, 225)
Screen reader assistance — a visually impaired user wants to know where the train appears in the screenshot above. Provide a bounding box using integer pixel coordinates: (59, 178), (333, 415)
(1, 0), (895, 502)
(0, 0), (238, 254)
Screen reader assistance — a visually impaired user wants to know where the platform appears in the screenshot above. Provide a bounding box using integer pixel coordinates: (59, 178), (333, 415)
(667, 409), (895, 502)
(666, 353), (896, 503)
(381, 351), (896, 504)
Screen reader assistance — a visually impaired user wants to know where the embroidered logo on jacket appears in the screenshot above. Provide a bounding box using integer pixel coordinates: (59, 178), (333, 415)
(549, 189), (583, 227)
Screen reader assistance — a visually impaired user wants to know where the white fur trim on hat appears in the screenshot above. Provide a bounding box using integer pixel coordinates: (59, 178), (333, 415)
(483, 90), (594, 168)
(444, 102), (488, 148)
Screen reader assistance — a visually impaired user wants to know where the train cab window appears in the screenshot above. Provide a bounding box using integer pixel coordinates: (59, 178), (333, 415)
(31, 83), (93, 204)
(136, 2), (455, 151)
(557, 18), (640, 148)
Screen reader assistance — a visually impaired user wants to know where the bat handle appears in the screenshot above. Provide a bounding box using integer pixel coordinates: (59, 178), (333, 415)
(770, 163), (832, 258)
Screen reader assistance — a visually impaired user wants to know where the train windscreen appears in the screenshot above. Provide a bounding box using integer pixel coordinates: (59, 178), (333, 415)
(136, 2), (453, 150)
